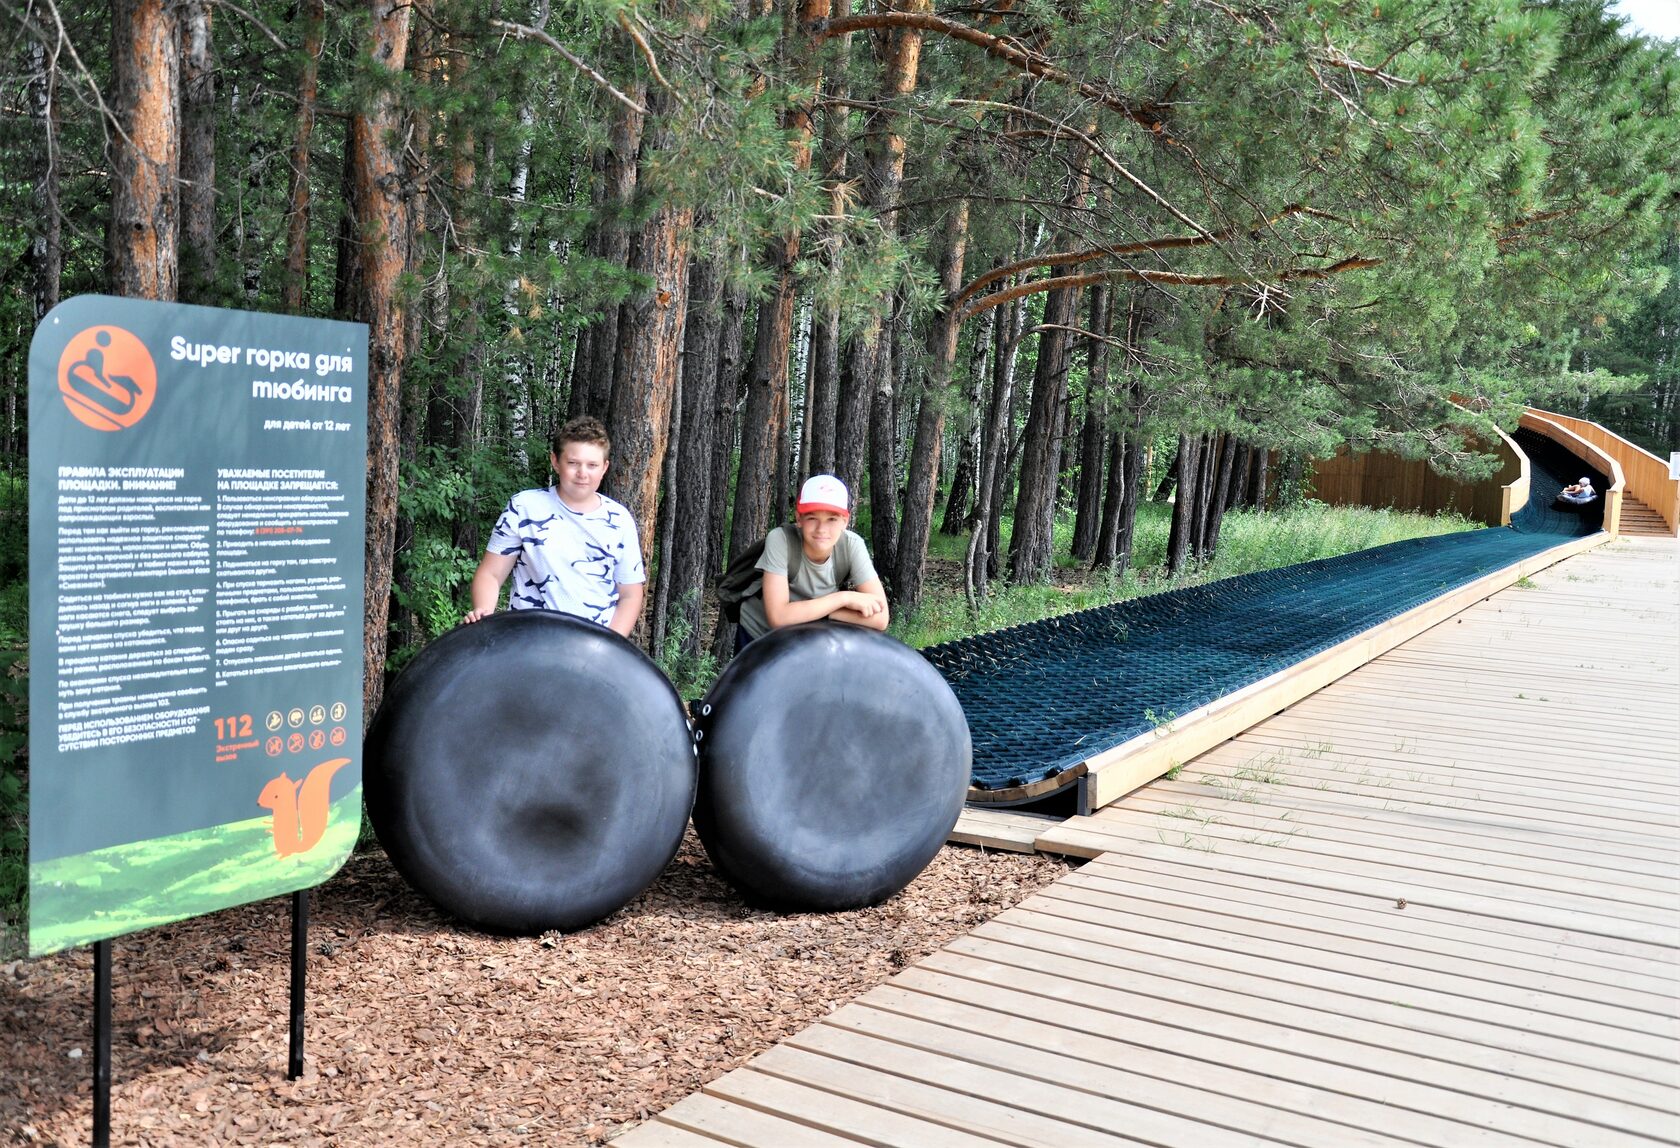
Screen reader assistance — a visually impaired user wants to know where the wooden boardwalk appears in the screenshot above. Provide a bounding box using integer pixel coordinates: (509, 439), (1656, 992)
(619, 536), (1680, 1148)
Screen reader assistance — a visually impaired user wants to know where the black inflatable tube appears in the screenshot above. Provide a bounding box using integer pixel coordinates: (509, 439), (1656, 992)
(692, 622), (972, 911)
(364, 611), (696, 934)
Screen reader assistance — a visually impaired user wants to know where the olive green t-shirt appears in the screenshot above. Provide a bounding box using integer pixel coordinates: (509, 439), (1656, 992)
(736, 526), (878, 639)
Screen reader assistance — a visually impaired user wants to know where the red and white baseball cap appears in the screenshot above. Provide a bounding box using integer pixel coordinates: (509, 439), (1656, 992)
(796, 474), (850, 516)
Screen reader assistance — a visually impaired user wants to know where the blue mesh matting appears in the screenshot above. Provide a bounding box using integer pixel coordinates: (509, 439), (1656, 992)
(926, 429), (1604, 792)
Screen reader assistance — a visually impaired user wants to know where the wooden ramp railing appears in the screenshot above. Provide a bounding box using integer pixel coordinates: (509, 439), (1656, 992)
(1308, 420), (1528, 525)
(1518, 409), (1627, 537)
(1525, 406), (1679, 535)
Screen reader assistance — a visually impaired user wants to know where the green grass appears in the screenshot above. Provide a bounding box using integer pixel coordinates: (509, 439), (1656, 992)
(895, 499), (1479, 648)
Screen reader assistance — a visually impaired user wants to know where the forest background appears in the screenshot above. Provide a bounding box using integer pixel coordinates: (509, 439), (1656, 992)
(0, 0), (1675, 927)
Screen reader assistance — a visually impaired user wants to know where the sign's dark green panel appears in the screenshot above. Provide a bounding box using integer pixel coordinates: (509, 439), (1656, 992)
(28, 296), (368, 956)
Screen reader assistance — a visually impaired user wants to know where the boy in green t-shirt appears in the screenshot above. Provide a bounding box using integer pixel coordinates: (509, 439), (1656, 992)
(735, 474), (889, 651)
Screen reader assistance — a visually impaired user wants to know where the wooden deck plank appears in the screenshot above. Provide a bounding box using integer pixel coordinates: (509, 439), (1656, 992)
(966, 913), (1679, 1059)
(1076, 801), (1680, 908)
(1069, 853), (1680, 975)
(771, 1030), (1276, 1148)
(703, 1070), (1013, 1147)
(995, 900), (1679, 1038)
(1023, 877), (1680, 1012)
(863, 977), (1658, 1148)
(913, 950), (1680, 1136)
(948, 808), (1063, 852)
(1124, 787), (1680, 879)
(835, 993), (1552, 1148)
(1180, 739), (1680, 806)
(1034, 822), (1678, 943)
(930, 937), (1678, 1094)
(631, 1092), (874, 1147)
(719, 1056), (1124, 1148)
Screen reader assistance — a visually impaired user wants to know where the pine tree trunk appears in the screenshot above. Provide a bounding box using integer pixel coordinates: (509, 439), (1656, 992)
(109, 0), (180, 301)
(964, 270), (1026, 604)
(1154, 443), (1179, 501)
(281, 0), (326, 314)
(350, 0), (414, 717)
(805, 10), (849, 479)
(1070, 285), (1110, 560)
(894, 200), (968, 615)
(1006, 280), (1079, 583)
(1188, 433), (1216, 558)
(938, 308), (989, 535)
(867, 304), (899, 588)
(178, 0), (215, 304)
(570, 92), (645, 418)
(1229, 442), (1252, 509)
(807, 298), (841, 477)
(725, 0), (830, 579)
(331, 129), (360, 321)
(667, 257), (725, 657)
(1251, 448), (1269, 509)
(835, 0), (924, 511)
(1202, 432), (1239, 555)
(607, 194), (694, 590)
(649, 379), (682, 658)
(1166, 433), (1200, 575)
(28, 36), (61, 320)
(709, 280), (749, 573)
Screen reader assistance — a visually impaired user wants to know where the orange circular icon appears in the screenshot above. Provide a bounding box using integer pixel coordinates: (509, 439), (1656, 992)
(287, 732), (304, 753)
(329, 726), (347, 747)
(307, 729), (326, 751)
(57, 326), (157, 431)
(265, 736), (283, 757)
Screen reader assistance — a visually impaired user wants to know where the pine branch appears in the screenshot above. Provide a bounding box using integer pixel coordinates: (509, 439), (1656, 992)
(491, 19), (648, 115)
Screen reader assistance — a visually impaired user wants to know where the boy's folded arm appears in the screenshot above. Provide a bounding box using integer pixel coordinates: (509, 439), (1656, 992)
(760, 572), (841, 628)
(836, 578), (891, 630)
(762, 574), (889, 630)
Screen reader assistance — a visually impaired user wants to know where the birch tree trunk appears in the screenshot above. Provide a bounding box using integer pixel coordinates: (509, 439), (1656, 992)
(178, 0), (216, 303)
(28, 35), (61, 319)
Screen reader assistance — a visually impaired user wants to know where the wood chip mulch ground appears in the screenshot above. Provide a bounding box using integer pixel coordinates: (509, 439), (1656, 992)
(2, 832), (1078, 1146)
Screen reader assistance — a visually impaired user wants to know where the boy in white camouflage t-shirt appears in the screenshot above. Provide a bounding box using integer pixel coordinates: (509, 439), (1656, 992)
(463, 416), (645, 636)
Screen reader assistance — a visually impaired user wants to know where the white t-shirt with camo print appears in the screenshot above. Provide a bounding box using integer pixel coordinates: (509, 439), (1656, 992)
(486, 487), (645, 626)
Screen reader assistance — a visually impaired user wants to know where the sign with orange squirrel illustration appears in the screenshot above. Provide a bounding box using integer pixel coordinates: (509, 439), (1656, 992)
(27, 296), (367, 957)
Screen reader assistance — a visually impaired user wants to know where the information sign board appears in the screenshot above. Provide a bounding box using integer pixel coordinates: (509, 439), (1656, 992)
(27, 296), (367, 956)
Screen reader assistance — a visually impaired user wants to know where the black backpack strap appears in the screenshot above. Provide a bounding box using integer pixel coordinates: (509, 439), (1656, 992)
(782, 523), (804, 586)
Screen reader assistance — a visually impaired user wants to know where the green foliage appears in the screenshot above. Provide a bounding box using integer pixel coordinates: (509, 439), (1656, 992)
(655, 594), (719, 700)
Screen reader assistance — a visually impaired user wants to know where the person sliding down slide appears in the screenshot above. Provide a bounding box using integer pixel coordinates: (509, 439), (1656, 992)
(1557, 476), (1597, 507)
